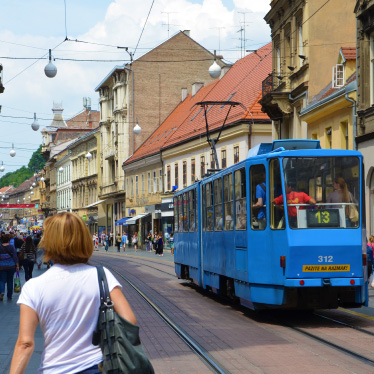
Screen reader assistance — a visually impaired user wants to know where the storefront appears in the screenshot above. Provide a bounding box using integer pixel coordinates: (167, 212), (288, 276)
(161, 198), (174, 247)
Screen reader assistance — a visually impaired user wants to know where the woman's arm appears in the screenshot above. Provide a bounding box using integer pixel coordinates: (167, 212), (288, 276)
(10, 305), (39, 374)
(110, 287), (137, 325)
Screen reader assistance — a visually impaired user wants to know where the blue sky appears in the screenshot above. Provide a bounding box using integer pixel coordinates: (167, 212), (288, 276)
(0, 0), (270, 174)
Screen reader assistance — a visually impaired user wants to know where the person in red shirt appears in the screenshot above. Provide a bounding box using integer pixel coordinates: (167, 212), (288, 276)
(273, 182), (316, 228)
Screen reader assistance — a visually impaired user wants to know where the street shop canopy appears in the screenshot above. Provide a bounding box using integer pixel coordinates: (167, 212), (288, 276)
(115, 217), (132, 226)
(84, 200), (106, 209)
(124, 213), (150, 225)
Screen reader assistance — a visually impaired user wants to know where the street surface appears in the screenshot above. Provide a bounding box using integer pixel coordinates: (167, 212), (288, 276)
(1, 245), (374, 374)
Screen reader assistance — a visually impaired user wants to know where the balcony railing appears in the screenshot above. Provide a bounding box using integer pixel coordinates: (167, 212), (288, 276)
(101, 183), (117, 196)
(103, 146), (116, 160)
(262, 74), (274, 98)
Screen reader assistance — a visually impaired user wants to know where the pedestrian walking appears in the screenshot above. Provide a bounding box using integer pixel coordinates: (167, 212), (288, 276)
(153, 233), (158, 253)
(146, 232), (152, 252)
(0, 232), (19, 301)
(21, 235), (36, 282)
(9, 212), (137, 374)
(115, 232), (122, 252)
(109, 231), (113, 247)
(105, 236), (109, 252)
(132, 232), (138, 252)
(121, 232), (128, 252)
(101, 231), (106, 247)
(157, 232), (164, 256)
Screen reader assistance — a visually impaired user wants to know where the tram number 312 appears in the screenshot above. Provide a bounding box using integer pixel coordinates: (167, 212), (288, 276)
(318, 256), (333, 263)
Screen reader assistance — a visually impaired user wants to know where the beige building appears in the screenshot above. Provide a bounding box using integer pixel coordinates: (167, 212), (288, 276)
(96, 30), (228, 233)
(260, 0), (356, 140)
(70, 129), (102, 233)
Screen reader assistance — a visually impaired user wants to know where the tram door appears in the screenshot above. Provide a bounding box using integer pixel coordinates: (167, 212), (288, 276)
(248, 164), (269, 282)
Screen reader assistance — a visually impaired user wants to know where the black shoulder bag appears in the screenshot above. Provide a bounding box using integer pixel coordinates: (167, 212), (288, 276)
(92, 266), (155, 374)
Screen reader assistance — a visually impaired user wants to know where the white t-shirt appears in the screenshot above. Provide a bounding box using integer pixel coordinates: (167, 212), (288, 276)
(18, 263), (121, 374)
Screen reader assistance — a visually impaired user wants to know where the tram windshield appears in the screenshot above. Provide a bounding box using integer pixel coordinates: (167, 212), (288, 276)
(270, 157), (360, 229)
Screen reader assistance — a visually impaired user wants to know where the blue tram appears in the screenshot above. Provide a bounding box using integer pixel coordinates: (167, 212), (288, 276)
(173, 140), (368, 310)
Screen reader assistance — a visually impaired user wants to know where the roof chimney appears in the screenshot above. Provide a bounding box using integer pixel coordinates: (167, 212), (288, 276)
(181, 88), (188, 101)
(192, 82), (204, 96)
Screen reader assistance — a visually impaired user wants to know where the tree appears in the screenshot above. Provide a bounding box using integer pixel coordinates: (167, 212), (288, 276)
(0, 145), (45, 188)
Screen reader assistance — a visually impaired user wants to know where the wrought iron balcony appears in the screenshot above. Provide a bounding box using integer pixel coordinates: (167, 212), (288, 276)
(262, 74), (274, 97)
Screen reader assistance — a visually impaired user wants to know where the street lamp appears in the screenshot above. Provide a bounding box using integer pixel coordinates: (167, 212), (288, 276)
(58, 167), (63, 173)
(86, 151), (92, 160)
(32, 182), (36, 187)
(31, 113), (40, 131)
(40, 176), (45, 182)
(30, 186), (33, 190)
(10, 144), (16, 157)
(209, 50), (222, 79)
(0, 162), (4, 172)
(45, 49), (57, 78)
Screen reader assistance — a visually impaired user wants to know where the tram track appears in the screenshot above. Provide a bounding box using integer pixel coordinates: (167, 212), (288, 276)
(91, 256), (231, 374)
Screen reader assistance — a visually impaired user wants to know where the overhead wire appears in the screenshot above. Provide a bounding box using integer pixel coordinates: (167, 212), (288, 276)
(134, 0), (155, 57)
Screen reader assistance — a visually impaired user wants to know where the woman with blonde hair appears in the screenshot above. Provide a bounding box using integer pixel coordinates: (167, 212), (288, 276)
(10, 212), (136, 374)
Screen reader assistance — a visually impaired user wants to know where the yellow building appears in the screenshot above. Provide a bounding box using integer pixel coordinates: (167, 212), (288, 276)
(260, 0), (356, 140)
(300, 48), (356, 150)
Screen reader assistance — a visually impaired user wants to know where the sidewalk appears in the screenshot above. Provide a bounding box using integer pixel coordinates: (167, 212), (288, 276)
(0, 246), (173, 373)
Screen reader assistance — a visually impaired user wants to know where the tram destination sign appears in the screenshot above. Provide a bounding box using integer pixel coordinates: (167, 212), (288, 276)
(303, 265), (350, 272)
(0, 204), (38, 209)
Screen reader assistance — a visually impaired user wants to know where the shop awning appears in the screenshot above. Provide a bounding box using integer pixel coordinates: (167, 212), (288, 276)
(84, 200), (106, 209)
(124, 213), (150, 225)
(115, 217), (131, 226)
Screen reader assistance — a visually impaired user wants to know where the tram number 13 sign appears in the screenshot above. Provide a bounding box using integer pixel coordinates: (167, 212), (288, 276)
(306, 209), (340, 227)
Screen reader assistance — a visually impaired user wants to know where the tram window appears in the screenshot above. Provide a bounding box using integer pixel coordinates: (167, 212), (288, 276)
(189, 189), (196, 232)
(214, 179), (223, 231)
(178, 195), (183, 232)
(223, 173), (234, 230)
(182, 192), (189, 232)
(202, 185), (206, 231)
(206, 182), (214, 231)
(281, 156), (360, 229)
(174, 196), (179, 233)
(270, 159), (284, 230)
(250, 165), (266, 230)
(235, 168), (247, 230)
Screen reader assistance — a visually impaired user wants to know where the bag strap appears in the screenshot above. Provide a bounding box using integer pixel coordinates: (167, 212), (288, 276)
(96, 265), (111, 306)
(260, 183), (266, 192)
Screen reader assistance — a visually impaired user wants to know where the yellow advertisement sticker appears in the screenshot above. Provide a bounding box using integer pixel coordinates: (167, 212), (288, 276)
(302, 265), (350, 272)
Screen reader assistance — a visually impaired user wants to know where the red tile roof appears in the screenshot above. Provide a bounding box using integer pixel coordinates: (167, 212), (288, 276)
(0, 186), (13, 194)
(124, 43), (272, 165)
(341, 47), (356, 61)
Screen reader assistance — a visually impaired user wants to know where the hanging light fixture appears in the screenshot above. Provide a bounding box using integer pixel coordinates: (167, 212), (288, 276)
(58, 167), (64, 173)
(10, 144), (16, 157)
(31, 191), (34, 195)
(209, 50), (222, 79)
(45, 49), (57, 78)
(40, 176), (45, 182)
(30, 186), (33, 190)
(85, 151), (92, 160)
(31, 113), (40, 131)
(0, 161), (4, 172)
(32, 182), (36, 187)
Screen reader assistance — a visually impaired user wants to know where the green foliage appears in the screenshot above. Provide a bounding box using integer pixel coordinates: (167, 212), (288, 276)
(28, 145), (45, 173)
(0, 146), (45, 189)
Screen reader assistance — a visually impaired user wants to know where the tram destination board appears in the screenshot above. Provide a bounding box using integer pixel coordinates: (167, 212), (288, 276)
(306, 209), (340, 227)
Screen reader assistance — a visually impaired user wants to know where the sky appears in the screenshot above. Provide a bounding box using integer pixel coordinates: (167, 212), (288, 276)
(0, 0), (271, 174)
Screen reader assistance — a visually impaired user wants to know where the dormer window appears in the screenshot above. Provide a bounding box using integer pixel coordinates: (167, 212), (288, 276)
(332, 64), (344, 88)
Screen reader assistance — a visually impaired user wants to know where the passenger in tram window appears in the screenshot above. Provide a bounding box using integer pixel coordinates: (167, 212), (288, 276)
(327, 177), (357, 227)
(367, 236), (374, 278)
(253, 176), (266, 230)
(273, 182), (316, 228)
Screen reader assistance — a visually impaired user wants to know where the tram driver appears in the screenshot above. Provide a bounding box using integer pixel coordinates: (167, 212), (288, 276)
(273, 181), (316, 228)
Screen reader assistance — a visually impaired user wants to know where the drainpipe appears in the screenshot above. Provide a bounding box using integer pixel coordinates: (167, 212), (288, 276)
(289, 91), (308, 139)
(345, 93), (357, 151)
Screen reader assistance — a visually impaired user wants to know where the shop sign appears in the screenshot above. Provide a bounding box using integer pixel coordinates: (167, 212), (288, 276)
(82, 215), (87, 221)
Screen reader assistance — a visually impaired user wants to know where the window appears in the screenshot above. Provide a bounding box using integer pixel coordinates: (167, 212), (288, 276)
(325, 127), (332, 149)
(297, 21), (303, 67)
(250, 165), (266, 230)
(131, 177), (134, 198)
(148, 172), (151, 193)
(223, 173), (233, 230)
(183, 192), (189, 232)
(189, 189), (196, 232)
(214, 179), (223, 231)
(174, 196), (179, 232)
(332, 64), (344, 88)
(135, 175), (138, 196)
(175, 163), (179, 187)
(159, 169), (163, 192)
(210, 152), (215, 169)
(221, 149), (227, 169)
(141, 174), (145, 194)
(205, 182), (213, 231)
(234, 146), (239, 164)
(183, 161), (187, 187)
(235, 169), (247, 230)
(200, 156), (205, 178)
(270, 159), (284, 230)
(167, 165), (171, 191)
(153, 171), (157, 193)
(202, 184), (206, 230)
(340, 121), (348, 150)
(178, 195), (183, 232)
(191, 159), (195, 183)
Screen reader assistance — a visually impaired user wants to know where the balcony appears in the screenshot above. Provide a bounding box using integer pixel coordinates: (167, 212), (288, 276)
(101, 183), (117, 196)
(103, 145), (116, 160)
(262, 74), (274, 98)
